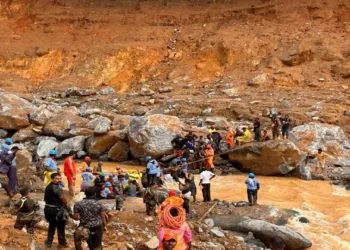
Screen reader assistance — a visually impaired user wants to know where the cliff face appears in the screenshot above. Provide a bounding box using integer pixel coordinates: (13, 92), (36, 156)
(0, 0), (349, 134)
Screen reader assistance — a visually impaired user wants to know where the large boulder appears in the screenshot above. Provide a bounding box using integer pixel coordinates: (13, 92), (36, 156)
(28, 105), (55, 126)
(128, 114), (182, 159)
(210, 216), (312, 250)
(15, 149), (32, 170)
(85, 131), (121, 157)
(112, 115), (133, 130)
(228, 140), (301, 175)
(108, 141), (130, 162)
(0, 91), (36, 129)
(55, 136), (86, 158)
(290, 123), (350, 167)
(43, 111), (89, 139)
(276, 43), (313, 66)
(36, 139), (59, 158)
(86, 116), (112, 135)
(12, 125), (39, 142)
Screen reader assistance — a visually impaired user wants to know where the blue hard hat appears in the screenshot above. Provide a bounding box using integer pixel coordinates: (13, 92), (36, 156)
(100, 172), (106, 177)
(49, 149), (57, 156)
(105, 182), (111, 187)
(5, 138), (13, 144)
(181, 158), (187, 162)
(248, 173), (255, 178)
(86, 167), (91, 171)
(145, 156), (152, 161)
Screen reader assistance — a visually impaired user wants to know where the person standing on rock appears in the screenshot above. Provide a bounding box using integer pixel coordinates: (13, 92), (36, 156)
(271, 115), (281, 140)
(63, 151), (77, 197)
(245, 173), (260, 206)
(199, 168), (215, 202)
(280, 115), (291, 140)
(72, 187), (107, 250)
(0, 146), (20, 197)
(236, 127), (253, 145)
(143, 182), (159, 216)
(43, 150), (58, 185)
(225, 125), (235, 148)
(309, 148), (329, 175)
(185, 131), (197, 144)
(253, 117), (261, 142)
(262, 129), (271, 141)
(187, 172), (197, 202)
(44, 173), (69, 248)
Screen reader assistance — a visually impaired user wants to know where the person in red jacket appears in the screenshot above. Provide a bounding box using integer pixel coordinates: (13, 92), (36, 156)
(63, 151), (77, 197)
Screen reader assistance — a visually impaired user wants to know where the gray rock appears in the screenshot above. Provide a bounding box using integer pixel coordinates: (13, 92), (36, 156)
(134, 106), (149, 116)
(290, 165), (312, 180)
(221, 88), (239, 97)
(66, 87), (97, 96)
(36, 139), (59, 158)
(0, 129), (8, 138)
(210, 228), (225, 238)
(305, 111), (318, 117)
(12, 125), (39, 142)
(204, 218), (215, 228)
(98, 87), (115, 95)
(86, 116), (111, 135)
(142, 236), (158, 250)
(81, 108), (102, 117)
(158, 87), (172, 93)
(290, 123), (350, 167)
(98, 154), (109, 162)
(202, 107), (212, 115)
(55, 136), (86, 158)
(211, 216), (312, 250)
(249, 73), (267, 85)
(344, 111), (350, 117)
(140, 88), (155, 96)
(29, 106), (55, 126)
(128, 114), (182, 159)
(34, 136), (58, 145)
(228, 140), (301, 175)
(77, 150), (87, 159)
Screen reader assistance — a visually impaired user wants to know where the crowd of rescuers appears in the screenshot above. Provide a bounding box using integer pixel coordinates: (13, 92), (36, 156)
(0, 114), (291, 250)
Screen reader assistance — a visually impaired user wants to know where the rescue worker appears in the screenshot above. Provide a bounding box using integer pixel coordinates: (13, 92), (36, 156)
(128, 169), (142, 182)
(143, 182), (158, 216)
(81, 167), (93, 192)
(262, 129), (271, 141)
(281, 115), (290, 140)
(43, 150), (58, 185)
(308, 148), (329, 175)
(272, 115), (280, 140)
(208, 126), (216, 134)
(225, 125), (235, 148)
(204, 144), (215, 170)
(114, 174), (125, 210)
(179, 179), (192, 215)
(1, 138), (13, 152)
(147, 157), (159, 186)
(245, 173), (260, 206)
(93, 161), (103, 173)
(13, 187), (41, 234)
(0, 146), (19, 197)
(80, 156), (92, 172)
(94, 172), (106, 197)
(236, 127), (252, 145)
(185, 131), (197, 143)
(253, 117), (261, 142)
(63, 151), (77, 197)
(158, 232), (178, 250)
(100, 182), (115, 199)
(180, 158), (188, 178)
(187, 173), (197, 202)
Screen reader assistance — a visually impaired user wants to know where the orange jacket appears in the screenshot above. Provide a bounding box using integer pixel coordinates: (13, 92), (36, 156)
(226, 129), (235, 147)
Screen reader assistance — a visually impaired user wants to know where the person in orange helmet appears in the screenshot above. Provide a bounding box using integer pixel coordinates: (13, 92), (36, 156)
(158, 232), (177, 250)
(160, 190), (184, 211)
(80, 156), (91, 172)
(225, 125), (235, 148)
(204, 144), (215, 170)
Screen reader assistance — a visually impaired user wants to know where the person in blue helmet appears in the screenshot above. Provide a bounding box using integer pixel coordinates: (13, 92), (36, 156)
(1, 138), (13, 152)
(146, 156), (159, 186)
(43, 150), (58, 185)
(180, 158), (188, 178)
(245, 173), (260, 206)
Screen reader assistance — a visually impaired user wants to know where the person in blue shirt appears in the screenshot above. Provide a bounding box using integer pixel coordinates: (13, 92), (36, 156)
(245, 173), (260, 206)
(180, 158), (188, 178)
(44, 150), (58, 185)
(1, 138), (13, 152)
(100, 182), (112, 199)
(146, 156), (159, 186)
(81, 167), (94, 192)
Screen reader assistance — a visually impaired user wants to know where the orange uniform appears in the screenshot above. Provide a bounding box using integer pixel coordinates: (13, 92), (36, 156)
(205, 147), (215, 169)
(226, 128), (235, 147)
(63, 156), (77, 185)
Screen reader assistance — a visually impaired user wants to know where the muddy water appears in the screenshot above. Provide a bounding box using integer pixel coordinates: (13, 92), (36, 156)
(81, 162), (350, 250)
